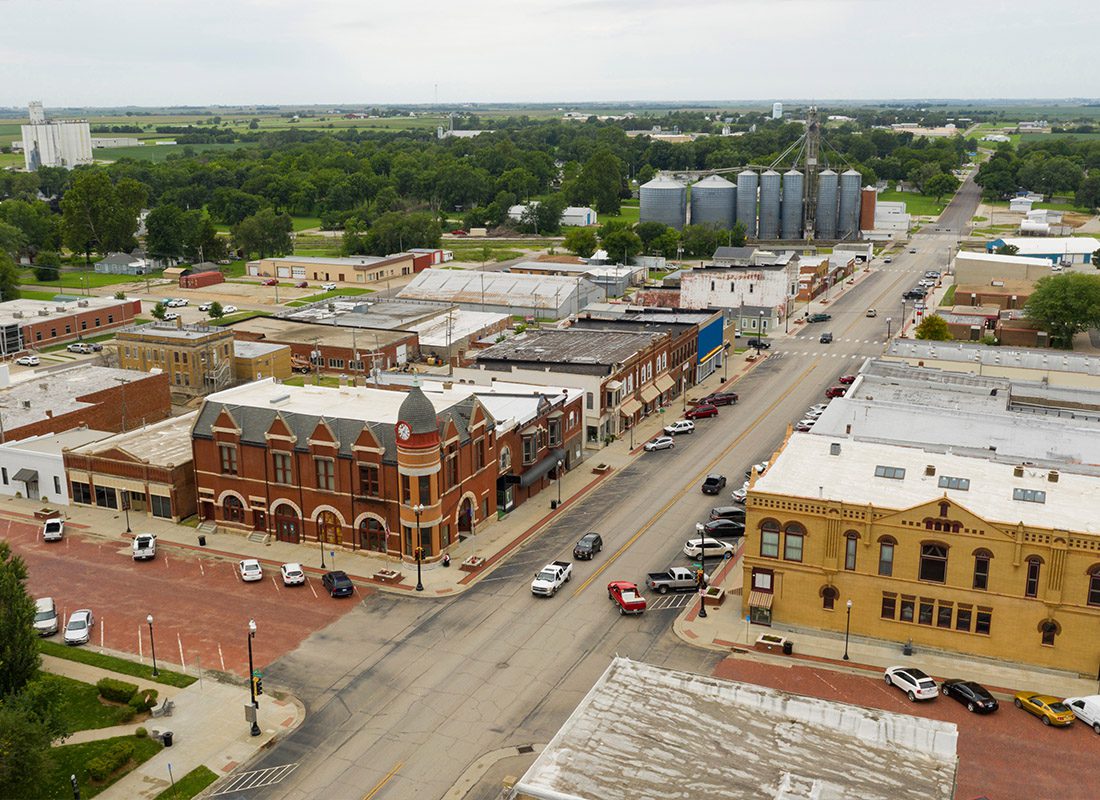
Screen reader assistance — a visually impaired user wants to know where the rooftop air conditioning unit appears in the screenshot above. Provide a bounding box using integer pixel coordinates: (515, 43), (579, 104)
(1048, 470), (1059, 483)
(38, 309), (50, 316)
(1013, 465), (1025, 477)
(12, 311), (22, 318)
(925, 465), (936, 476)
(78, 300), (89, 307)
(829, 442), (841, 456)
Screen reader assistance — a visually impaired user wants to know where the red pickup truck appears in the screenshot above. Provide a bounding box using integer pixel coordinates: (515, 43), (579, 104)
(608, 581), (647, 615)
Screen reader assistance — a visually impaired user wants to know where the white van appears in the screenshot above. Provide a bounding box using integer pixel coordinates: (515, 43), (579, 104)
(34, 597), (58, 636)
(1064, 695), (1100, 734)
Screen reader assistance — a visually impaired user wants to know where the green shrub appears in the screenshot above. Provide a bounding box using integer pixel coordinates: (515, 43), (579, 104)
(119, 707), (136, 723)
(135, 727), (148, 738)
(97, 678), (139, 704)
(129, 688), (158, 713)
(85, 740), (135, 782)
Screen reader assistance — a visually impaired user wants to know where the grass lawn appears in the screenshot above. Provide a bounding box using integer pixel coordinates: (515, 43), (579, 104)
(93, 142), (245, 163)
(37, 673), (133, 732)
(16, 288), (65, 301)
(879, 185), (947, 217)
(39, 640), (196, 688)
(153, 765), (219, 800)
(43, 735), (162, 800)
(291, 216), (322, 232)
(19, 267), (163, 290)
(210, 310), (273, 326)
(940, 285), (957, 306)
(284, 287), (373, 307)
(283, 374), (342, 388)
(0, 150), (23, 168)
(597, 200), (640, 226)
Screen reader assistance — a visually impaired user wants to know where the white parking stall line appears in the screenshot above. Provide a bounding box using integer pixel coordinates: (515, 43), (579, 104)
(177, 633), (186, 671)
(137, 626), (143, 663)
(218, 642), (226, 672)
(100, 619), (105, 648)
(308, 580), (318, 599)
(199, 561), (205, 577)
(271, 575), (280, 592)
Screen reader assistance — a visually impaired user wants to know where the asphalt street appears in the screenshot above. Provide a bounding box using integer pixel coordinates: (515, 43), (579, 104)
(224, 179), (982, 800)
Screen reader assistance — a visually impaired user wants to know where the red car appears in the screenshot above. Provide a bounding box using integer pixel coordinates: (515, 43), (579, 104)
(825, 386), (848, 398)
(295, 281), (309, 288)
(261, 278), (278, 286)
(608, 581), (647, 615)
(838, 375), (856, 385)
(685, 404), (719, 420)
(697, 391), (738, 406)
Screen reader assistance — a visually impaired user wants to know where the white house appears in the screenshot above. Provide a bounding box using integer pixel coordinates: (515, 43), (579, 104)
(1009, 197), (1034, 213)
(94, 252), (148, 275)
(561, 206), (597, 226)
(0, 428), (112, 504)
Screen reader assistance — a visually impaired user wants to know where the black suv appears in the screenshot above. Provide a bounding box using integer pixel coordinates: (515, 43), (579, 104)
(709, 506), (746, 523)
(701, 474), (727, 495)
(903, 289), (927, 300)
(322, 571), (355, 597)
(700, 391), (738, 406)
(573, 532), (603, 560)
(747, 338), (771, 350)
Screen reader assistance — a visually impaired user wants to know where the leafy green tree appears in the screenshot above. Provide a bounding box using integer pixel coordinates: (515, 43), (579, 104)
(60, 171), (147, 261)
(145, 203), (186, 260)
(568, 149), (625, 214)
(0, 199), (59, 259)
(635, 221), (671, 251)
(650, 229), (681, 259)
(181, 210), (225, 262)
(207, 301), (224, 319)
(1025, 273), (1100, 348)
(0, 253), (19, 302)
(1076, 175), (1100, 212)
(151, 301), (167, 321)
(33, 250), (61, 282)
(232, 208), (293, 259)
(0, 541), (39, 697)
(350, 211), (440, 256)
(598, 221), (641, 264)
(114, 290), (126, 300)
(914, 314), (952, 341)
(729, 221), (747, 248)
(563, 227), (598, 258)
(680, 224), (721, 258)
(925, 172), (960, 202)
(518, 196), (566, 235)
(0, 221), (24, 259)
(208, 187), (264, 225)
(0, 674), (69, 798)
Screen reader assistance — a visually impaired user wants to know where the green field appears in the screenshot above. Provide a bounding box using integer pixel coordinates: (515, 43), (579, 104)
(598, 200), (640, 226)
(94, 142), (246, 163)
(291, 216), (322, 231)
(879, 185), (947, 217)
(19, 266), (164, 289)
(1020, 132), (1100, 142)
(43, 735), (162, 799)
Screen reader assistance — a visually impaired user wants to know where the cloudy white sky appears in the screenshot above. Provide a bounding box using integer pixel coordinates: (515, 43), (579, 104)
(2, 0), (1097, 107)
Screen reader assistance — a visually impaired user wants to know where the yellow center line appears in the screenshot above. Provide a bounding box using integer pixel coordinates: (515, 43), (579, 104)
(572, 362), (819, 597)
(362, 760), (403, 800)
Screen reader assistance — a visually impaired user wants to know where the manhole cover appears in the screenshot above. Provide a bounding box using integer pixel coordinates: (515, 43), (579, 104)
(517, 745), (535, 755)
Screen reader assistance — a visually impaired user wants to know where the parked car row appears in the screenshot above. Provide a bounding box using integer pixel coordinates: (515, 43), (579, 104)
(32, 596), (95, 645)
(238, 558), (354, 597)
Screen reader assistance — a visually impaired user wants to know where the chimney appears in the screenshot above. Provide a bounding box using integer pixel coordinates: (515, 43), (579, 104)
(1048, 470), (1059, 483)
(925, 465), (936, 476)
(1013, 465), (1024, 477)
(45, 410), (53, 418)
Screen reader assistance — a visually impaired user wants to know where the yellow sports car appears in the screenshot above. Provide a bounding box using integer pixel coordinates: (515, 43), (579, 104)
(1013, 693), (1075, 726)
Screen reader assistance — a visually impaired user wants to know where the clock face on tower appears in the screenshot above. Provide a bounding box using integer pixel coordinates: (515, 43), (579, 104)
(396, 422), (412, 441)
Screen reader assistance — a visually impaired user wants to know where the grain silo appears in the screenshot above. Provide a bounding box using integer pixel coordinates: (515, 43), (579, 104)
(640, 176), (687, 230)
(837, 169), (863, 240)
(736, 170), (758, 237)
(689, 175), (736, 228)
(757, 170), (781, 239)
(816, 169), (839, 239)
(781, 170), (804, 239)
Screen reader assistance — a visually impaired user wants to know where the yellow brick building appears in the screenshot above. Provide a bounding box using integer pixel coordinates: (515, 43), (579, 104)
(232, 340), (291, 382)
(742, 434), (1100, 677)
(116, 321), (234, 397)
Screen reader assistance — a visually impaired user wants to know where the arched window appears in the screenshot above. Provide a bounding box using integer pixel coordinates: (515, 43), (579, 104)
(821, 586), (839, 610)
(973, 549), (992, 591)
(844, 531), (859, 571)
(1087, 565), (1100, 607)
(878, 536), (896, 577)
(919, 542), (949, 583)
(223, 495), (245, 523)
(1025, 556), (1043, 598)
(1040, 619), (1059, 647)
(783, 522), (806, 562)
(358, 517), (387, 553)
(760, 519), (780, 559)
(499, 446), (511, 471)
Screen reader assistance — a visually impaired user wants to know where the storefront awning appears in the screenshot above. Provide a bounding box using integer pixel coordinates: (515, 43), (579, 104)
(655, 374), (675, 393)
(13, 468), (38, 483)
(620, 398), (642, 416)
(747, 591), (773, 609)
(519, 448), (565, 488)
(605, 380), (623, 391)
(640, 384), (659, 403)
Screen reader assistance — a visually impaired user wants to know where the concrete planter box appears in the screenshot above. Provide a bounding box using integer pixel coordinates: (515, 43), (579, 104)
(703, 586), (725, 607)
(460, 556), (485, 572)
(374, 569), (402, 583)
(755, 633), (790, 654)
(34, 508), (61, 521)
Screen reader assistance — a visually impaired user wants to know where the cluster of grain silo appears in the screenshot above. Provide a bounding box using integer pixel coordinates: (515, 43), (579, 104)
(781, 170), (804, 239)
(736, 170), (758, 237)
(639, 176), (688, 230)
(816, 169), (839, 239)
(836, 169), (863, 240)
(689, 175), (736, 228)
(757, 170), (781, 239)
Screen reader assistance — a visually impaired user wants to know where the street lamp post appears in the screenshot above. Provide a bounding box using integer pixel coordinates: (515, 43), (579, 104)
(247, 619), (260, 737)
(122, 491), (131, 534)
(556, 460), (563, 507)
(413, 503), (424, 592)
(320, 533), (326, 569)
(697, 538), (708, 619)
(146, 614), (158, 677)
(843, 599), (853, 661)
(757, 311), (765, 357)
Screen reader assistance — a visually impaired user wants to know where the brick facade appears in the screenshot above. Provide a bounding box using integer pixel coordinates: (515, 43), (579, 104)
(19, 299), (141, 349)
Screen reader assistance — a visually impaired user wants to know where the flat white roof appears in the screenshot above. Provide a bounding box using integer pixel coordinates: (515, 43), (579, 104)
(68, 412), (198, 466)
(409, 310), (511, 347)
(956, 250), (1045, 267)
(756, 434), (1100, 534)
(514, 657), (957, 800)
(3, 427), (113, 455)
(233, 340), (289, 358)
(0, 296), (130, 328)
(993, 237), (1100, 255)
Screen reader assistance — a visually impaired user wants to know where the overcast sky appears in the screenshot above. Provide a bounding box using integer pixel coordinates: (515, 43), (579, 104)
(2, 0), (1097, 107)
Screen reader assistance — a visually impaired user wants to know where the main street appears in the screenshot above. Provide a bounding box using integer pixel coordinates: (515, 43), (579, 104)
(228, 181), (981, 800)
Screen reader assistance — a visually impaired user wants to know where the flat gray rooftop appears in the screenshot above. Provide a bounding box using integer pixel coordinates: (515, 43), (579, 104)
(1, 365), (156, 432)
(233, 340), (288, 358)
(513, 657), (957, 800)
(475, 328), (662, 366)
(278, 297), (448, 330)
(887, 339), (1100, 377)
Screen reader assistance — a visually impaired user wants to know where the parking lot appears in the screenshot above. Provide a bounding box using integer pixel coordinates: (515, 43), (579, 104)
(713, 656), (1099, 800)
(9, 516), (363, 676)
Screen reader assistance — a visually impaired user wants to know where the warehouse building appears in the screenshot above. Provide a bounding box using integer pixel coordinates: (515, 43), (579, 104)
(246, 253), (425, 284)
(883, 340), (1100, 389)
(680, 250), (800, 334)
(398, 269), (602, 318)
(0, 296), (141, 354)
(985, 237), (1100, 266)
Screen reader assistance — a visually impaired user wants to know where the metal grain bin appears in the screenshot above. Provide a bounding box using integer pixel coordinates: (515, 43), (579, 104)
(781, 169), (804, 239)
(640, 176), (687, 230)
(689, 175), (736, 228)
(816, 169), (839, 239)
(758, 170), (781, 239)
(838, 169), (863, 240)
(736, 170), (758, 237)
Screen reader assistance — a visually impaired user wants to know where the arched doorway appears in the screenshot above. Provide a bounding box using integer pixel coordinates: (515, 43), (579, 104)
(358, 518), (387, 553)
(223, 495), (246, 524)
(274, 505), (300, 544)
(458, 496), (474, 534)
(317, 510), (341, 544)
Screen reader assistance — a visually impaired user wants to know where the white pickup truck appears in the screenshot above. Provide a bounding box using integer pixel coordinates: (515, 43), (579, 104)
(132, 533), (157, 561)
(531, 561), (572, 597)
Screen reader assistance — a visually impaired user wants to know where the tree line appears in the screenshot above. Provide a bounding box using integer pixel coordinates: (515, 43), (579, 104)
(975, 137), (1100, 208)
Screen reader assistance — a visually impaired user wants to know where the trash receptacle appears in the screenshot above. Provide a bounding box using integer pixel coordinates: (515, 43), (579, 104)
(161, 731), (173, 747)
(550, 500), (559, 510)
(782, 641), (793, 656)
(198, 535), (206, 547)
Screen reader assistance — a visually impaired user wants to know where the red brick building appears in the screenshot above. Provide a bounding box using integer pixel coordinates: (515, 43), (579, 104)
(228, 317), (419, 373)
(1, 365), (171, 442)
(191, 380), (498, 561)
(1, 297), (141, 353)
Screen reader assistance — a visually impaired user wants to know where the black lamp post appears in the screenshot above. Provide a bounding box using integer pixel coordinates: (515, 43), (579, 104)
(146, 614), (158, 677)
(843, 599), (853, 661)
(122, 491), (131, 534)
(247, 619), (260, 736)
(413, 503), (424, 592)
(697, 537), (708, 619)
(320, 533), (326, 569)
(556, 460), (563, 506)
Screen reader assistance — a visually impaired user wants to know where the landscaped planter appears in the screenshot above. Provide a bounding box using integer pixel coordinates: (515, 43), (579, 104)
(460, 556), (485, 572)
(755, 633), (790, 654)
(34, 508), (61, 521)
(703, 586), (725, 607)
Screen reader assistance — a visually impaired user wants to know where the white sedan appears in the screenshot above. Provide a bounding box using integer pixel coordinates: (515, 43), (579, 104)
(64, 609), (95, 646)
(239, 559), (264, 582)
(222, 305), (239, 314)
(281, 562), (306, 586)
(682, 537), (737, 559)
(16, 355), (40, 366)
(199, 302), (212, 312)
(321, 282), (338, 291)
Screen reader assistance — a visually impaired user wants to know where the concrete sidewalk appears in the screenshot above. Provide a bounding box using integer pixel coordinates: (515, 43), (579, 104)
(674, 543), (1099, 701)
(42, 653), (303, 800)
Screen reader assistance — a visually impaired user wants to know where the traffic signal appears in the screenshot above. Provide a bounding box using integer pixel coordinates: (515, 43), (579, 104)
(415, 547), (424, 560)
(254, 675), (263, 696)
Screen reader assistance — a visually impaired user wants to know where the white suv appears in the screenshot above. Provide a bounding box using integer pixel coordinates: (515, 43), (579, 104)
(664, 420), (695, 436)
(884, 666), (938, 701)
